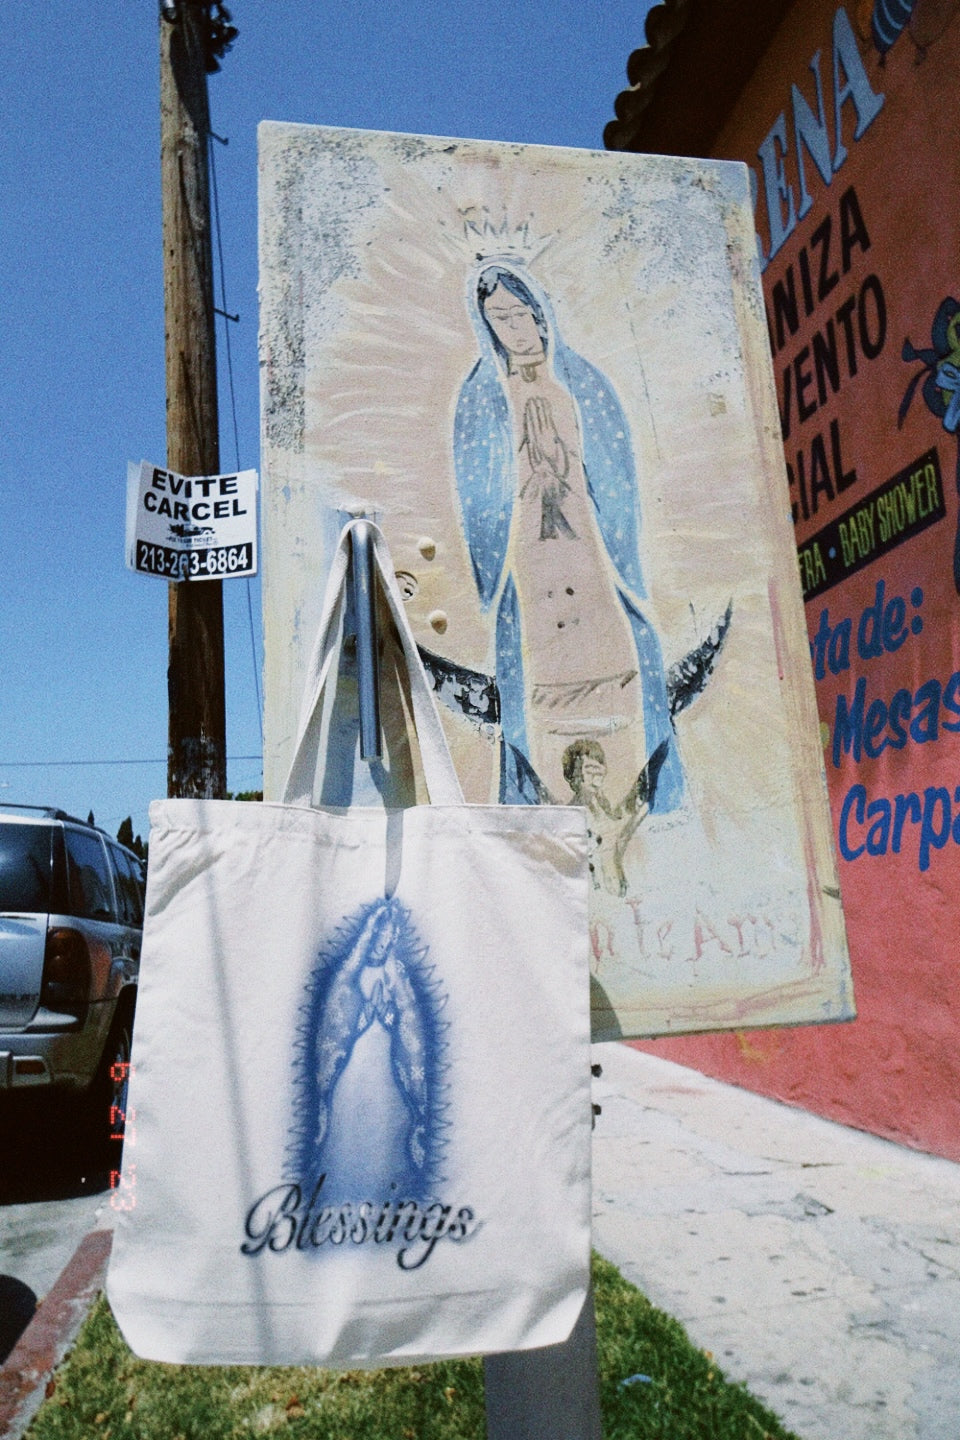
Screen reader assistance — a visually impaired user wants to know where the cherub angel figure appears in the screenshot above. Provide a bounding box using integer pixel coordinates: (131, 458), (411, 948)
(562, 737), (669, 896)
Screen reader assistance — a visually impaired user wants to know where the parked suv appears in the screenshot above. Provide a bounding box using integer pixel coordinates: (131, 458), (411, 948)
(0, 806), (142, 1159)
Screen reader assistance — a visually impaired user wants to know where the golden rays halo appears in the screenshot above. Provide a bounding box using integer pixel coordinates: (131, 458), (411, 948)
(301, 155), (625, 519)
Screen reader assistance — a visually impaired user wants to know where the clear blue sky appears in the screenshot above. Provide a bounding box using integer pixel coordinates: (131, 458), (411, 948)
(0, 2), (655, 842)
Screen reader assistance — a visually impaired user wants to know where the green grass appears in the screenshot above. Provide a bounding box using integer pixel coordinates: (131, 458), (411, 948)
(26, 1254), (801, 1440)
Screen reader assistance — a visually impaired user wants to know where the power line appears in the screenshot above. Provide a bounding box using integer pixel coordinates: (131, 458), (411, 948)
(0, 757), (262, 768)
(208, 124), (264, 751)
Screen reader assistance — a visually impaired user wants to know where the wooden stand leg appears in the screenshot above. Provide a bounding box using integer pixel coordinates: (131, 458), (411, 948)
(483, 1282), (603, 1440)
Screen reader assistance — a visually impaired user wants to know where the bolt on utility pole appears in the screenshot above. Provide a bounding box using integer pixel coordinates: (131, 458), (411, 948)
(159, 0), (236, 798)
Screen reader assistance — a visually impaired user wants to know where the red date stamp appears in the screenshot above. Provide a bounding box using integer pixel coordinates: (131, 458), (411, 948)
(108, 1061), (137, 1211)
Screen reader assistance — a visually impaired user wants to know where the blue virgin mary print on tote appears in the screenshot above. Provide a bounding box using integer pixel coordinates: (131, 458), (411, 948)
(289, 898), (449, 1205)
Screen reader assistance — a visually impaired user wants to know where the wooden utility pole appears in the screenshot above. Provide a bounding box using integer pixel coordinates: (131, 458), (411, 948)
(159, 1), (232, 798)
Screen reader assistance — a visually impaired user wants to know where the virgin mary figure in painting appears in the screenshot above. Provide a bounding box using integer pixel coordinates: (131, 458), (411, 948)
(453, 260), (684, 820)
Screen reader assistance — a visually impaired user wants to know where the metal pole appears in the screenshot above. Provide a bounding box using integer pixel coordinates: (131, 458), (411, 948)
(349, 520), (382, 762)
(160, 1), (229, 798)
(484, 1283), (604, 1440)
(346, 508), (598, 1431)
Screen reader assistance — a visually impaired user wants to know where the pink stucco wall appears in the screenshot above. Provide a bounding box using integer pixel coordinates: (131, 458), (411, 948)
(634, 0), (960, 1163)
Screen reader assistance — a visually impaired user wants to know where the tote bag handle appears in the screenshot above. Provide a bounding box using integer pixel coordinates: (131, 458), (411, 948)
(283, 519), (465, 808)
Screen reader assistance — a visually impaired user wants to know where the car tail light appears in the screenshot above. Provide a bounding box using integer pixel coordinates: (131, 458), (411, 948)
(40, 927), (91, 1018)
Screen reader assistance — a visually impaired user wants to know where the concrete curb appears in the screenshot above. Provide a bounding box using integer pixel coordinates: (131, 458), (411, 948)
(0, 1229), (112, 1440)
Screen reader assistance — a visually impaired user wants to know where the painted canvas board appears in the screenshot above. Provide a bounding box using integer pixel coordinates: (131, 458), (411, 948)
(257, 121), (852, 1039)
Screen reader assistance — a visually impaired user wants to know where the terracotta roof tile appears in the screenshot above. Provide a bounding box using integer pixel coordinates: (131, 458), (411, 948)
(604, 0), (797, 156)
(604, 0), (694, 152)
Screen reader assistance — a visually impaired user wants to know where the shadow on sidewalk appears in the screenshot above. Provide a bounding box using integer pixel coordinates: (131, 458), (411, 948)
(0, 1276), (37, 1365)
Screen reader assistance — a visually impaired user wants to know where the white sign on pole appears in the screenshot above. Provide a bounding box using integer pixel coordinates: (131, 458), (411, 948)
(125, 460), (258, 581)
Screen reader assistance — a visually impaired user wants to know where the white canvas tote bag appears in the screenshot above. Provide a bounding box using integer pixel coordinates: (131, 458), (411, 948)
(107, 520), (592, 1368)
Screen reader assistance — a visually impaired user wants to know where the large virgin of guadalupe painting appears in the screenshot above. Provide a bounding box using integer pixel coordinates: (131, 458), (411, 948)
(258, 123), (852, 1039)
(454, 261), (683, 821)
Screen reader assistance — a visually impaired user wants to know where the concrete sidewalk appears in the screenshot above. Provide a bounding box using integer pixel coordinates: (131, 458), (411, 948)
(591, 1042), (960, 1440)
